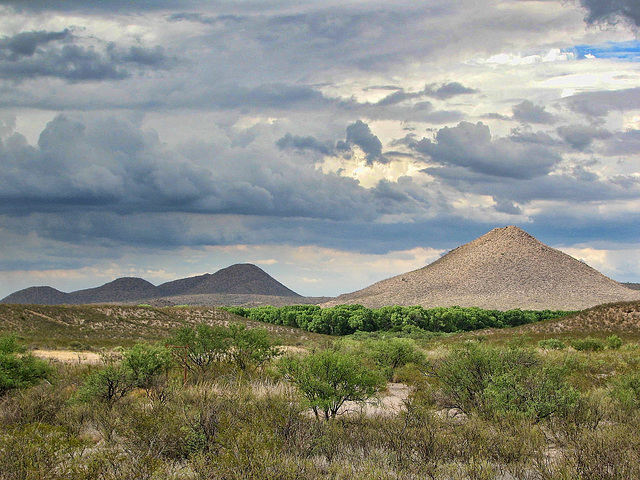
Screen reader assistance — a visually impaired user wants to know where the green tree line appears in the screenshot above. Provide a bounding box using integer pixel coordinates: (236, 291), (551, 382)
(223, 304), (573, 335)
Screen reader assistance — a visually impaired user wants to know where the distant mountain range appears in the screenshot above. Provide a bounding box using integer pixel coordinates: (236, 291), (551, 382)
(2, 264), (301, 306)
(322, 226), (640, 311)
(4, 227), (640, 310)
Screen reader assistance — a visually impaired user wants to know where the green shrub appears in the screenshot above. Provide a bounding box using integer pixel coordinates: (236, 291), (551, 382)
(429, 342), (579, 420)
(279, 349), (384, 420)
(0, 334), (52, 396)
(122, 343), (173, 391)
(538, 338), (566, 350)
(570, 338), (605, 351)
(606, 334), (623, 350)
(168, 323), (281, 376)
(610, 373), (640, 410)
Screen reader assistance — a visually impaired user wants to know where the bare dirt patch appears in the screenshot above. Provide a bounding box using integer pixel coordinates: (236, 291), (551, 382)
(32, 349), (101, 364)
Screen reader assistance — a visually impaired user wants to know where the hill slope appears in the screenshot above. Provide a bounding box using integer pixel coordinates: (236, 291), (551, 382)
(68, 277), (160, 304)
(158, 264), (301, 297)
(323, 226), (640, 311)
(2, 286), (72, 305)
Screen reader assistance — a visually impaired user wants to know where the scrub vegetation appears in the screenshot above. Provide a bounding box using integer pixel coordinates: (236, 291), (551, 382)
(2, 302), (640, 479)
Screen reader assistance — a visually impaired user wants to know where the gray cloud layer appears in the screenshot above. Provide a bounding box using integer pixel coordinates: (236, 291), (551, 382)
(412, 121), (561, 179)
(0, 29), (172, 82)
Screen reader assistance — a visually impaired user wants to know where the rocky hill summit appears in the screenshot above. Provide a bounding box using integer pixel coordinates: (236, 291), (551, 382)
(323, 226), (640, 311)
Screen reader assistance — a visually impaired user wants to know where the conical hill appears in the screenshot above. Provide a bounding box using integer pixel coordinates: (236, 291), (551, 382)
(323, 226), (640, 311)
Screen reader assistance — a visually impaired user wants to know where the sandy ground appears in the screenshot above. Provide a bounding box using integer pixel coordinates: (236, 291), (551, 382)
(32, 349), (102, 364)
(341, 382), (410, 416)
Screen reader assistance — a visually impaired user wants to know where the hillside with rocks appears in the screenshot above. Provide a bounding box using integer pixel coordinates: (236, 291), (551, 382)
(323, 226), (640, 311)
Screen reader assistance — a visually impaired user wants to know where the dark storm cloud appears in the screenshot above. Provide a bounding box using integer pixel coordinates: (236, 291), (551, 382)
(423, 82), (478, 100)
(0, 30), (173, 82)
(424, 162), (640, 205)
(509, 128), (560, 146)
(556, 124), (612, 151)
(0, 114), (392, 225)
(512, 100), (557, 124)
(345, 120), (383, 162)
(375, 82), (478, 106)
(412, 121), (561, 179)
(481, 113), (511, 121)
(580, 0), (640, 27)
(565, 87), (640, 117)
(0, 29), (71, 58)
(275, 133), (333, 155)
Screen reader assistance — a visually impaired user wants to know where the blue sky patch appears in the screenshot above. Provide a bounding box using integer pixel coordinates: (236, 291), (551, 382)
(573, 40), (640, 61)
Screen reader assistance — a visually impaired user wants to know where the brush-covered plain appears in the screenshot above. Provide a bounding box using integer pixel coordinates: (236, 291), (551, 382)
(1, 303), (640, 479)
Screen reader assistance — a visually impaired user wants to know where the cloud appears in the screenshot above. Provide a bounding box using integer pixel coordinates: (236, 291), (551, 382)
(0, 29), (71, 58)
(423, 82), (478, 99)
(512, 100), (556, 124)
(0, 29), (173, 82)
(565, 87), (640, 117)
(275, 133), (333, 155)
(345, 120), (383, 162)
(374, 82), (477, 106)
(0, 114), (397, 224)
(602, 129), (640, 155)
(556, 124), (612, 150)
(412, 121), (561, 179)
(580, 0), (640, 27)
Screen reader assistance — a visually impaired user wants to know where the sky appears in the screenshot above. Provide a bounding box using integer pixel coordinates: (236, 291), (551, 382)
(1, 0), (639, 299)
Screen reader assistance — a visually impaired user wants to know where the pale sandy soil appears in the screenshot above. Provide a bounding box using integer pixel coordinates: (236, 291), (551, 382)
(341, 382), (410, 416)
(32, 349), (102, 364)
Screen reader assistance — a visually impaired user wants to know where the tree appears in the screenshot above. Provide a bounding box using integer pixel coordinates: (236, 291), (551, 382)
(77, 351), (135, 405)
(168, 324), (231, 373)
(279, 350), (384, 420)
(0, 334), (52, 396)
(78, 343), (173, 405)
(226, 323), (282, 371)
(123, 343), (173, 391)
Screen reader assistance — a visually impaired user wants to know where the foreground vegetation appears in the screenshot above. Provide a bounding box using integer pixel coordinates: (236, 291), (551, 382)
(2, 303), (640, 479)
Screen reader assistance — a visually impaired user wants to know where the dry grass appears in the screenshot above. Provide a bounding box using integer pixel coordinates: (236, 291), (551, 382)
(0, 303), (331, 350)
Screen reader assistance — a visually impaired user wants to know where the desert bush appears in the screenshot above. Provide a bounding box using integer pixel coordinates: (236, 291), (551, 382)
(610, 372), (640, 410)
(279, 350), (384, 420)
(570, 337), (605, 351)
(226, 323), (283, 371)
(538, 338), (566, 350)
(0, 334), (52, 397)
(77, 344), (173, 406)
(121, 343), (173, 397)
(606, 334), (623, 350)
(484, 365), (579, 421)
(366, 337), (426, 381)
(0, 423), (88, 480)
(168, 324), (231, 373)
(168, 323), (281, 379)
(77, 362), (135, 406)
(428, 342), (578, 420)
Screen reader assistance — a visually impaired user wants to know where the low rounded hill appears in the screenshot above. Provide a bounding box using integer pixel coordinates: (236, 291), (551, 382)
(323, 226), (640, 311)
(157, 264), (300, 297)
